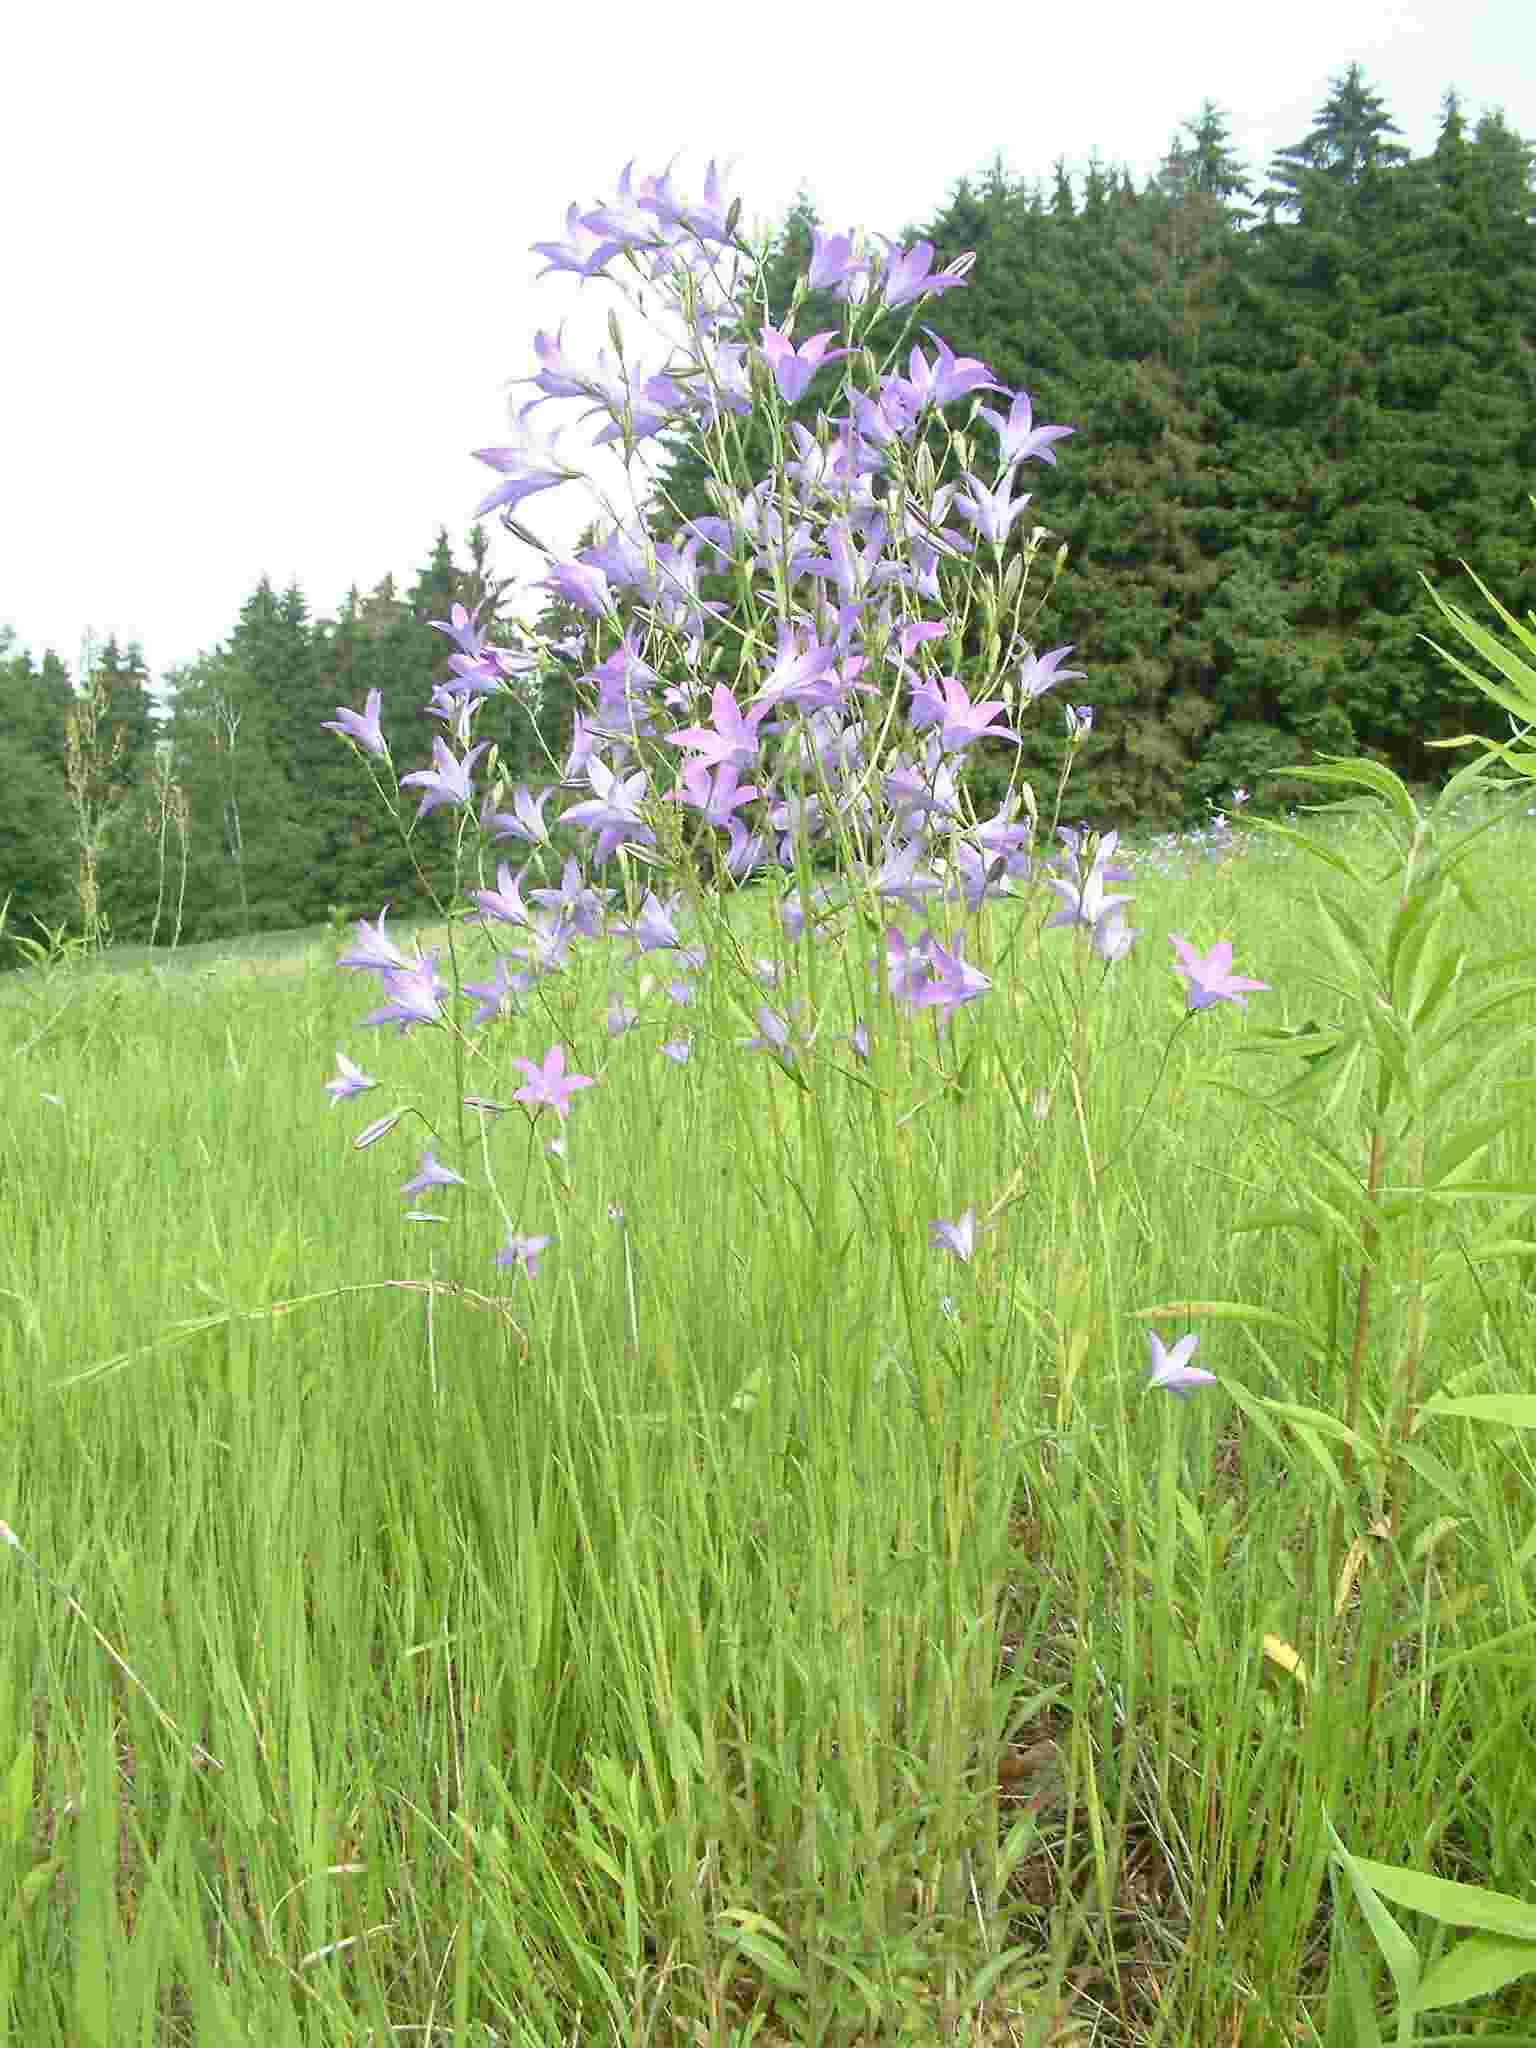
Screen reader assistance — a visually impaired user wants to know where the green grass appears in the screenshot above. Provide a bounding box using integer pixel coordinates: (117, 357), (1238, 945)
(2, 797), (1535, 2045)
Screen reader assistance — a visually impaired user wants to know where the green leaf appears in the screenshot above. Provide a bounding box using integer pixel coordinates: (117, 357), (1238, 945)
(1242, 814), (1365, 885)
(1259, 1399), (1373, 1454)
(1417, 1932), (1536, 2009)
(1348, 1858), (1536, 1942)
(1284, 757), (1421, 834)
(1425, 1111), (1529, 1190)
(1313, 887), (1384, 989)
(1388, 1443), (1468, 1511)
(1421, 979), (1536, 1065)
(1418, 1396), (1536, 1430)
(1230, 1206), (1325, 1239)
(1, 1742), (31, 1848)
(717, 1913), (806, 1992)
(1328, 1822), (1422, 2040)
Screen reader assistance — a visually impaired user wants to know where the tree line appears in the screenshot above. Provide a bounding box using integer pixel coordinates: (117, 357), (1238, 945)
(2, 67), (1532, 962)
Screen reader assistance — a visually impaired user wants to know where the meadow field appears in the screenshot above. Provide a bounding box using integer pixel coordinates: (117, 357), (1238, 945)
(2, 791), (1535, 2045)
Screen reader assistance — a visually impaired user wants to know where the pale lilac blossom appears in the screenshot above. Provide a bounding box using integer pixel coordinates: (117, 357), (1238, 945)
(1169, 936), (1270, 1013)
(363, 953), (448, 1035)
(339, 907), (410, 975)
(322, 689), (387, 760)
(399, 739), (489, 820)
(325, 1051), (378, 1105)
(509, 1044), (596, 1123)
(976, 392), (1076, 468)
(402, 1151), (467, 1198)
(497, 1232), (554, 1277)
(1017, 645), (1085, 701)
(929, 1210), (978, 1263)
(1147, 1331), (1218, 1399)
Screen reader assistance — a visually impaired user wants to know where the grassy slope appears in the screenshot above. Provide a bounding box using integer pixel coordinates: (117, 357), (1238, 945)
(1, 799), (1534, 2044)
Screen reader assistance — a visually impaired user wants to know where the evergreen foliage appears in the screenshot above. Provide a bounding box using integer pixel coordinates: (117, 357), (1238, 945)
(4, 71), (1532, 959)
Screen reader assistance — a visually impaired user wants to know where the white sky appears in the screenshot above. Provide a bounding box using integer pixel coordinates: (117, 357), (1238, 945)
(4, 0), (1532, 685)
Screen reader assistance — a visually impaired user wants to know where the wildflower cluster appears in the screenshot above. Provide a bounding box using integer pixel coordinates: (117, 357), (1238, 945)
(322, 157), (1269, 1390)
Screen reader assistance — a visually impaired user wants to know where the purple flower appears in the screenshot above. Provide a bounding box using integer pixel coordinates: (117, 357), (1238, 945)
(462, 955), (529, 1027)
(362, 952), (448, 1035)
(606, 994), (640, 1038)
(338, 907), (410, 975)
(1092, 907), (1140, 964)
(665, 682), (770, 773)
(1017, 645), (1085, 702)
(509, 1044), (597, 1123)
(613, 890), (684, 955)
(540, 560), (618, 621)
(929, 1209), (978, 1263)
(526, 857), (612, 938)
(401, 1150), (467, 1198)
(898, 330), (1004, 411)
(945, 841), (1009, 913)
(399, 739), (490, 820)
(1169, 936), (1271, 1013)
(531, 206), (624, 281)
(322, 689), (388, 760)
(808, 228), (866, 295)
(661, 1038), (692, 1065)
(507, 916), (574, 979)
(975, 392), (1076, 468)
(496, 1232), (553, 1278)
(746, 1002), (811, 1061)
(1147, 1331), (1218, 1399)
(560, 756), (657, 865)
(912, 933), (992, 1027)
(472, 862), (533, 928)
(909, 674), (1018, 755)
(483, 783), (553, 848)
(951, 470), (1034, 549)
(869, 837), (943, 915)
(879, 924), (932, 1005)
(472, 404), (582, 519)
(324, 1050), (378, 1104)
(1065, 704), (1094, 742)
(1045, 834), (1133, 935)
(668, 759), (759, 829)
(758, 320), (852, 405)
(877, 241), (973, 312)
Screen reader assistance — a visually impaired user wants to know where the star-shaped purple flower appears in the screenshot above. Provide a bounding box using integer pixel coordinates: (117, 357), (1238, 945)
(362, 952), (448, 1035)
(509, 1044), (597, 1123)
(1147, 1332), (1218, 1399)
(929, 1210), (979, 1263)
(496, 1232), (553, 1278)
(399, 739), (489, 820)
(322, 688), (388, 760)
(324, 1050), (378, 1104)
(401, 1150), (468, 1198)
(1169, 936), (1270, 1013)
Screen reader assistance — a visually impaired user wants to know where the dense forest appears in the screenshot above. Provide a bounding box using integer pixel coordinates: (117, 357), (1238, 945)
(4, 68), (1533, 960)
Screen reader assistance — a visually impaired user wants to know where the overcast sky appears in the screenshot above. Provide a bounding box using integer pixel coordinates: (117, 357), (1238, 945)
(4, 0), (1531, 685)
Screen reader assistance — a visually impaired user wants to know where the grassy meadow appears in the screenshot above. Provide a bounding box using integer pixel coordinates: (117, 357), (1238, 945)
(2, 794), (1536, 2045)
